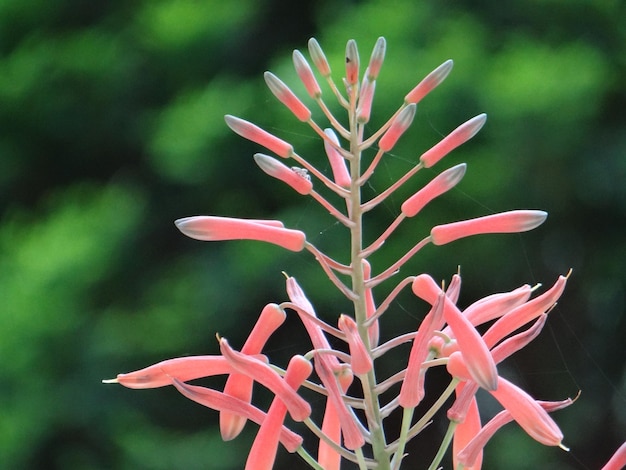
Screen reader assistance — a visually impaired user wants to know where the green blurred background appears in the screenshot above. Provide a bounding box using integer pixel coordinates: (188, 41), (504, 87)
(1, 0), (624, 468)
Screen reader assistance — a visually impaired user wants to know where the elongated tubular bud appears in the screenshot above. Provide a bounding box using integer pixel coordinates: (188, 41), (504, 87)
(366, 37), (386, 80)
(401, 163), (466, 217)
(171, 378), (303, 453)
(452, 389), (483, 470)
(338, 315), (373, 375)
(221, 303), (286, 440)
(264, 71), (311, 122)
(601, 442), (626, 470)
(225, 115), (293, 158)
(420, 113), (487, 168)
(405, 59), (454, 104)
(254, 153), (313, 195)
(245, 355), (312, 470)
(293, 49), (321, 98)
(219, 338), (311, 422)
(362, 260), (379, 347)
(345, 39), (359, 85)
(308, 38), (331, 77)
(356, 76), (376, 124)
(378, 103), (416, 152)
(420, 113), (486, 168)
(175, 216), (306, 252)
(323, 129), (351, 187)
(430, 210), (548, 246)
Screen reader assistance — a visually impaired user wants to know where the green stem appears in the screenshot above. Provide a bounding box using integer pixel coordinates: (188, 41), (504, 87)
(427, 420), (457, 470)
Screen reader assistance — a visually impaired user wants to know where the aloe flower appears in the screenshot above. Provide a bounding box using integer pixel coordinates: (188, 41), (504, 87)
(105, 37), (572, 469)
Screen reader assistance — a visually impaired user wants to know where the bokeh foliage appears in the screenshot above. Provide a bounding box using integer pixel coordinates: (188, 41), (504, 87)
(1, 0), (624, 468)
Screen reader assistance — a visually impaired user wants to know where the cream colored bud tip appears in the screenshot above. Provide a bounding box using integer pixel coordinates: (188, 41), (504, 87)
(102, 378), (119, 384)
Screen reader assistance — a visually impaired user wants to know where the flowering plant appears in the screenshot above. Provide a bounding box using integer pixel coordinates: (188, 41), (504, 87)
(104, 37), (623, 469)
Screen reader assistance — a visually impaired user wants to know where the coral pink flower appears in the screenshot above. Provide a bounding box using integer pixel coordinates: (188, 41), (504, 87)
(286, 276), (365, 450)
(171, 378), (303, 453)
(452, 385), (483, 470)
(399, 293), (445, 408)
(419, 113), (487, 168)
(400, 163), (467, 217)
(404, 59), (454, 104)
(362, 260), (380, 347)
(175, 216), (306, 252)
(378, 103), (416, 152)
(490, 377), (565, 447)
(220, 303), (286, 441)
(224, 115), (293, 158)
(413, 274), (498, 391)
(356, 76), (376, 124)
(430, 209), (547, 245)
(264, 71), (311, 122)
(245, 355), (313, 470)
(482, 275), (567, 348)
(103, 355), (238, 389)
(456, 397), (574, 467)
(254, 153), (313, 195)
(219, 337), (311, 422)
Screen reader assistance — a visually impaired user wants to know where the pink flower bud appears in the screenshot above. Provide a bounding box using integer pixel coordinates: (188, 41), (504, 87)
(245, 355), (312, 470)
(175, 216), (306, 252)
(323, 129), (351, 187)
(401, 163), (466, 217)
(365, 37), (386, 80)
(171, 378), (303, 453)
(264, 71), (311, 122)
(362, 260), (379, 348)
(338, 315), (372, 375)
(221, 303), (286, 440)
(378, 103), (416, 152)
(405, 59), (454, 104)
(430, 210), (548, 246)
(225, 115), (293, 158)
(254, 153), (313, 195)
(293, 49), (322, 98)
(219, 337), (311, 422)
(420, 113), (487, 168)
(356, 76), (376, 124)
(308, 38), (331, 76)
(345, 39), (359, 85)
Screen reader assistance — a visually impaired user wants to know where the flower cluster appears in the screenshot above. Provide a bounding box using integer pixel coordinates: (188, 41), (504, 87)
(105, 37), (577, 469)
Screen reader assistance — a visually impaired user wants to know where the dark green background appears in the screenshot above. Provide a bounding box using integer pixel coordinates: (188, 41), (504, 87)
(1, 0), (624, 468)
